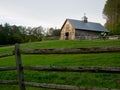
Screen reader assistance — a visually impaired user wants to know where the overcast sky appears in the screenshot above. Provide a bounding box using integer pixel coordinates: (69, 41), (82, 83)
(0, 0), (107, 28)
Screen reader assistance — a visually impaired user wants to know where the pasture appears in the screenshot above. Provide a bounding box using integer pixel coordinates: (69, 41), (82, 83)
(0, 40), (120, 90)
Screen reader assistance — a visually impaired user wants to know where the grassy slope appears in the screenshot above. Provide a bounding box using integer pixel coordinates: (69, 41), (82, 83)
(0, 40), (120, 54)
(0, 40), (120, 90)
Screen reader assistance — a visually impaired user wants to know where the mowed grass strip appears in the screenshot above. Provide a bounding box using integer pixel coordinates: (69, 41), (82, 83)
(0, 40), (120, 90)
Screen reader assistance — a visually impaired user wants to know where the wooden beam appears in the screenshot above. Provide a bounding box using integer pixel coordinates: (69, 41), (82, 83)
(24, 81), (119, 90)
(21, 46), (120, 54)
(0, 80), (18, 85)
(0, 66), (16, 71)
(24, 66), (120, 74)
(15, 43), (26, 90)
(0, 53), (13, 58)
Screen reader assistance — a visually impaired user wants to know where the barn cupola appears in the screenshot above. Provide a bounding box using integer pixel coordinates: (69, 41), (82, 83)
(82, 13), (88, 23)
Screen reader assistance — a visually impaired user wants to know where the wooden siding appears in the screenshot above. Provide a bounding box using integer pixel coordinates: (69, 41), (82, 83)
(75, 30), (100, 40)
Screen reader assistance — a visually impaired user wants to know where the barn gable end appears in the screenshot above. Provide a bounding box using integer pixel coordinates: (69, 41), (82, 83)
(60, 19), (75, 40)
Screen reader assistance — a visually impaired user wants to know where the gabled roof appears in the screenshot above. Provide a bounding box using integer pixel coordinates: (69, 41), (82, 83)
(62, 19), (109, 32)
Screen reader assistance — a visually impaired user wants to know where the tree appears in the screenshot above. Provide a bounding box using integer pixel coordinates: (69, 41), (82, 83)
(0, 23), (47, 45)
(49, 27), (54, 35)
(103, 0), (120, 35)
(47, 28), (60, 36)
(52, 29), (60, 36)
(0, 24), (8, 45)
(0, 23), (27, 44)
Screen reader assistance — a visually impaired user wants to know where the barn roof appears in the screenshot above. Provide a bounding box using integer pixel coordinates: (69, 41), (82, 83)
(66, 19), (109, 32)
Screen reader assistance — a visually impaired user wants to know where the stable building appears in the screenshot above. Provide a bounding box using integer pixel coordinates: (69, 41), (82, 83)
(60, 16), (109, 40)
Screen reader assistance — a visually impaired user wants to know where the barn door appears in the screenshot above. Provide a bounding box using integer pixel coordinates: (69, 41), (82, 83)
(65, 32), (69, 40)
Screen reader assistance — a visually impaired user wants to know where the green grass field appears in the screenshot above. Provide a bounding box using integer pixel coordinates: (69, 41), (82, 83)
(0, 40), (120, 54)
(0, 40), (120, 90)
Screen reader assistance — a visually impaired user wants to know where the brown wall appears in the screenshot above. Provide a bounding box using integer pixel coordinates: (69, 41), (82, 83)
(60, 20), (75, 40)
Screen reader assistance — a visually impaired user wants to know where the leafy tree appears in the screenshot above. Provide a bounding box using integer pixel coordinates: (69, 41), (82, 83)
(46, 28), (60, 36)
(103, 0), (120, 35)
(49, 27), (54, 35)
(11, 33), (23, 43)
(0, 23), (52, 45)
(52, 29), (60, 36)
(28, 26), (44, 41)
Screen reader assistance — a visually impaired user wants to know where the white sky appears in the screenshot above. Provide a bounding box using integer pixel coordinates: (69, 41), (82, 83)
(0, 0), (107, 28)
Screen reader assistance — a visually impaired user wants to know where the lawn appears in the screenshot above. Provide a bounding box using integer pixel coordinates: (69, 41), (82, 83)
(0, 40), (120, 90)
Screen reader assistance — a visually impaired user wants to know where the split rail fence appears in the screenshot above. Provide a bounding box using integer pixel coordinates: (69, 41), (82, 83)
(0, 44), (120, 90)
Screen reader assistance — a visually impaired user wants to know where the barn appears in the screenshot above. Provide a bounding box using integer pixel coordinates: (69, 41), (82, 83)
(60, 16), (109, 40)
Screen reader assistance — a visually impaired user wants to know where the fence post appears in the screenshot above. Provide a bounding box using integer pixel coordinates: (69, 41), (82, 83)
(15, 43), (26, 90)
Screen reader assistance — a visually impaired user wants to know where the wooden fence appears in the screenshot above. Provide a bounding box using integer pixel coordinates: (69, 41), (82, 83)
(0, 44), (120, 90)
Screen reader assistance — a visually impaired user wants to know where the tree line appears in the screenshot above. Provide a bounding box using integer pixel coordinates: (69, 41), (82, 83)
(0, 23), (60, 45)
(103, 0), (120, 35)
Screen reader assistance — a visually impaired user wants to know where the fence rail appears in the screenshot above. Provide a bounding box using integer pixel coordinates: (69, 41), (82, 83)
(0, 44), (120, 90)
(0, 80), (118, 90)
(24, 81), (119, 90)
(0, 80), (18, 85)
(0, 53), (13, 58)
(24, 66), (120, 74)
(0, 66), (16, 71)
(21, 46), (120, 54)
